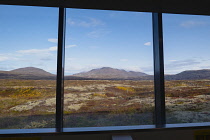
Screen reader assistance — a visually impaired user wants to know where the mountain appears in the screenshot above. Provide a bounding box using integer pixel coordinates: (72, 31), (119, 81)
(0, 67), (56, 80)
(165, 69), (210, 80)
(1, 66), (210, 80)
(72, 67), (148, 79)
(10, 67), (54, 76)
(0, 67), (95, 80)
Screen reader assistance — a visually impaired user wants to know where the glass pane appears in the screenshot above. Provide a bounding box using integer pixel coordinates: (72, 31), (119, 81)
(0, 5), (58, 129)
(64, 9), (154, 127)
(163, 14), (210, 123)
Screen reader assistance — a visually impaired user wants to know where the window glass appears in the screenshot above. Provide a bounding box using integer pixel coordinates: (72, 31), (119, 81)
(64, 8), (154, 127)
(0, 5), (58, 129)
(163, 14), (210, 123)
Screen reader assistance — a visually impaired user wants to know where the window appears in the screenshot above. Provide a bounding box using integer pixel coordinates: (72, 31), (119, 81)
(64, 8), (154, 127)
(0, 5), (58, 129)
(0, 2), (209, 135)
(163, 14), (210, 124)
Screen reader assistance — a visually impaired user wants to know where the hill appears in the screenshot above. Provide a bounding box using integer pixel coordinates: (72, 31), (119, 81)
(0, 67), (55, 80)
(10, 67), (54, 76)
(1, 67), (210, 80)
(165, 69), (210, 80)
(72, 67), (148, 79)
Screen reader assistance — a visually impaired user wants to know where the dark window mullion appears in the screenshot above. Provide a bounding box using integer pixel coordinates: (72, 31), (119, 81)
(152, 12), (166, 128)
(56, 7), (66, 132)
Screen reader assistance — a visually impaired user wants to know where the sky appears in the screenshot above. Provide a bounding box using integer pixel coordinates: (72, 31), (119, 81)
(0, 5), (210, 75)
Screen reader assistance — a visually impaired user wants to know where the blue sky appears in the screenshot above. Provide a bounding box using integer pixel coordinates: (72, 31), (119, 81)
(0, 5), (210, 75)
(163, 14), (210, 74)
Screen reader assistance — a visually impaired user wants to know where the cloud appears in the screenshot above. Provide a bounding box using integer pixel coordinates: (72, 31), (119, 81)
(164, 59), (201, 74)
(67, 17), (105, 27)
(48, 38), (58, 43)
(0, 66), (15, 71)
(180, 21), (207, 28)
(66, 45), (77, 48)
(121, 66), (154, 74)
(144, 42), (151, 46)
(40, 57), (54, 61)
(17, 49), (46, 54)
(17, 44), (77, 55)
(17, 46), (57, 55)
(166, 59), (200, 69)
(0, 56), (9, 61)
(87, 29), (111, 38)
(120, 59), (128, 62)
(169, 60), (177, 62)
(49, 46), (57, 51)
(65, 64), (103, 75)
(66, 57), (76, 61)
(0, 53), (22, 62)
(140, 66), (154, 74)
(123, 66), (144, 72)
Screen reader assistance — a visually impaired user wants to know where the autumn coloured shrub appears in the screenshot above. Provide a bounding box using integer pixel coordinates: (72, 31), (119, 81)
(116, 86), (135, 93)
(8, 87), (42, 99)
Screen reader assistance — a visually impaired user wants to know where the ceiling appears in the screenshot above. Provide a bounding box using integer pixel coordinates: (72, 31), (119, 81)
(0, 0), (210, 15)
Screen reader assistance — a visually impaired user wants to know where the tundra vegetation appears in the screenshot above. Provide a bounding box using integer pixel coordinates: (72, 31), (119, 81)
(1, 79), (210, 129)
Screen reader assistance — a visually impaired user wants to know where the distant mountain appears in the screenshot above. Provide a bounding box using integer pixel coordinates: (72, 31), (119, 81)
(72, 67), (148, 79)
(10, 67), (54, 76)
(0, 67), (96, 80)
(165, 69), (210, 80)
(1, 66), (210, 80)
(0, 67), (56, 80)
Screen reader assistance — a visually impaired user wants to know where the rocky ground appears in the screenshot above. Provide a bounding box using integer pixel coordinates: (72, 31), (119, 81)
(1, 79), (210, 128)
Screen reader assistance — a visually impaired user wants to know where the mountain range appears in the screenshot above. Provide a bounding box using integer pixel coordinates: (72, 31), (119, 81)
(72, 67), (148, 79)
(1, 67), (210, 80)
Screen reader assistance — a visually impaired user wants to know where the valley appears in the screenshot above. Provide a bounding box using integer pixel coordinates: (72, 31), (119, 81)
(1, 67), (210, 128)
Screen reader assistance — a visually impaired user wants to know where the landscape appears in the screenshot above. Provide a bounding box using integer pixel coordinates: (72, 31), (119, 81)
(1, 67), (210, 129)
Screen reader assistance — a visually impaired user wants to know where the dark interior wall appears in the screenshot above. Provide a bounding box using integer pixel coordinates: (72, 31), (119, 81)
(0, 0), (210, 15)
(0, 0), (210, 139)
(40, 129), (195, 140)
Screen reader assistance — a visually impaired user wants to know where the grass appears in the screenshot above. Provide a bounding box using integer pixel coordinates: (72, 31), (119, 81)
(116, 86), (135, 93)
(92, 93), (107, 98)
(1, 79), (210, 128)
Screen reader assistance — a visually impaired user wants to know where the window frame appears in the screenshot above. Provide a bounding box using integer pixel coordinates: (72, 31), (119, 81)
(0, 3), (210, 136)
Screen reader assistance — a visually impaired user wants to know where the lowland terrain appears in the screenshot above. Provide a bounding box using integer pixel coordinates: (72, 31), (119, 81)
(1, 67), (210, 129)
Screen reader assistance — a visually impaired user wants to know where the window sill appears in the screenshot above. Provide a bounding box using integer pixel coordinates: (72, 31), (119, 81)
(0, 122), (210, 137)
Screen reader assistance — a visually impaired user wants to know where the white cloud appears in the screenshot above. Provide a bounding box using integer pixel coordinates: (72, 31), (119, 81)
(87, 29), (111, 38)
(66, 57), (76, 61)
(0, 56), (9, 61)
(120, 59), (128, 62)
(66, 45), (77, 48)
(17, 46), (58, 55)
(17, 45), (77, 56)
(67, 19), (75, 25)
(65, 64), (103, 75)
(49, 46), (57, 51)
(67, 17), (104, 27)
(123, 66), (144, 72)
(0, 53), (20, 62)
(180, 21), (207, 28)
(144, 42), (151, 46)
(17, 49), (47, 54)
(48, 38), (58, 43)
(164, 59), (201, 74)
(17, 45), (77, 55)
(169, 60), (177, 62)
